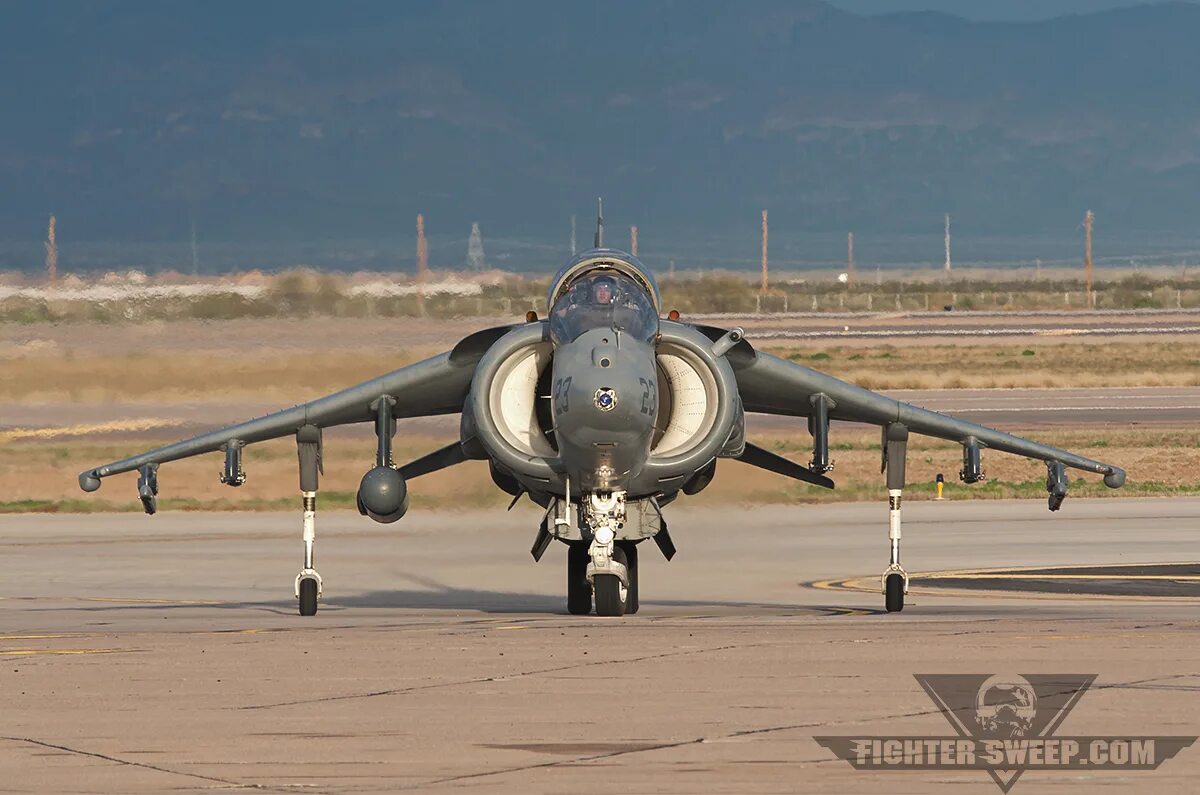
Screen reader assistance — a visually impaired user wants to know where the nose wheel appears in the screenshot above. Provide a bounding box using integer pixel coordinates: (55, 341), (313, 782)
(594, 545), (629, 617)
(566, 540), (640, 616)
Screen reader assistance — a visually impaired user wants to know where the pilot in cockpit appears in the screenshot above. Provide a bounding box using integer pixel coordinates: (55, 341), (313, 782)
(550, 271), (658, 345)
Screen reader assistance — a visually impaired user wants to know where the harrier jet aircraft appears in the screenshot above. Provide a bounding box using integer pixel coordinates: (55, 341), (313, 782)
(78, 207), (1126, 616)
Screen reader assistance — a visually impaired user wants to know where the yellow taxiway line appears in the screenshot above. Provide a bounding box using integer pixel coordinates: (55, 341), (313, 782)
(0, 649), (134, 656)
(808, 562), (1200, 603)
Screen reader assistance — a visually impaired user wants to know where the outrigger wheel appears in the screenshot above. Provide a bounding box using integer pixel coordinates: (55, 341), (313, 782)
(884, 572), (905, 613)
(298, 577), (319, 616)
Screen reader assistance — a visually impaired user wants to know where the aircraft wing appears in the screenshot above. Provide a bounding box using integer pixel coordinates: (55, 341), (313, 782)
(705, 327), (1125, 487)
(77, 325), (515, 493)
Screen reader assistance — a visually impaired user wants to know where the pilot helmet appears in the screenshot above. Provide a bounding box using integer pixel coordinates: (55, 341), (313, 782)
(592, 277), (616, 304)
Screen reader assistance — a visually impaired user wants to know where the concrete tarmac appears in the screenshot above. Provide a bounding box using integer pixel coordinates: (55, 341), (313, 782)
(4, 498), (1200, 793)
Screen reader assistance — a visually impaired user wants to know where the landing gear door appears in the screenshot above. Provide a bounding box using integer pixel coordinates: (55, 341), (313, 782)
(547, 497), (662, 542)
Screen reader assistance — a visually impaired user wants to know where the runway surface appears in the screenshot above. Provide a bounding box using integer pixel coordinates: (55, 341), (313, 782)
(4, 498), (1200, 793)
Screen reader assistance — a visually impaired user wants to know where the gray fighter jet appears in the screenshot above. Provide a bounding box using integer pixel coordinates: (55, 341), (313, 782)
(78, 208), (1126, 617)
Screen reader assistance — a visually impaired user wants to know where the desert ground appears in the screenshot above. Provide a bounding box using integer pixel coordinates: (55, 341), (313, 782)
(3, 311), (1199, 511)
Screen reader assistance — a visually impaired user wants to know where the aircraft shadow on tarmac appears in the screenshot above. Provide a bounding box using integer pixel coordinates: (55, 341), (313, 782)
(310, 571), (877, 614)
(333, 588), (881, 615)
(54, 586), (888, 616)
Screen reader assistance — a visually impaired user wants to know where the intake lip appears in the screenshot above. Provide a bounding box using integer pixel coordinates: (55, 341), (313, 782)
(467, 322), (561, 483)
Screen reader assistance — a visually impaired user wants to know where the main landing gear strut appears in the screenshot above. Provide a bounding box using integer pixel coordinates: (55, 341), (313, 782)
(881, 422), (909, 613)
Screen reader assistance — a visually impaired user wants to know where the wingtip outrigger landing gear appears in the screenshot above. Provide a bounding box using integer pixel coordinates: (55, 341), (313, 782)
(881, 423), (909, 613)
(295, 425), (324, 616)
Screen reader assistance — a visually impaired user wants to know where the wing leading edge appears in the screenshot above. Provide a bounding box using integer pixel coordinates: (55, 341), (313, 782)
(700, 326), (1124, 488)
(77, 335), (504, 492)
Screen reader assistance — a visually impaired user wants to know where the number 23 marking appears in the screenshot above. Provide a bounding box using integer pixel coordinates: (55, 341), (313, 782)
(553, 377), (572, 415)
(639, 377), (656, 415)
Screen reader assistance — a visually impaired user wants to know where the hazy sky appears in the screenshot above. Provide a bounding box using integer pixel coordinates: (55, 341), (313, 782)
(828, 0), (1193, 20)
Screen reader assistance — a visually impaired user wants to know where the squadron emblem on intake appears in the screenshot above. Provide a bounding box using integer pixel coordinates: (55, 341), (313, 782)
(594, 387), (618, 412)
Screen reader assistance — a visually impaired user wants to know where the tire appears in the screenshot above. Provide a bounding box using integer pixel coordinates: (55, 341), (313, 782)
(567, 542), (592, 615)
(884, 572), (904, 613)
(617, 541), (639, 614)
(298, 577), (319, 616)
(594, 545), (629, 617)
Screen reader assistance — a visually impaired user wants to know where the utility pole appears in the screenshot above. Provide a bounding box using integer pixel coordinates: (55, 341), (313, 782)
(943, 213), (952, 272)
(847, 231), (855, 287)
(190, 217), (200, 276)
(570, 214), (576, 256)
(44, 214), (57, 286)
(760, 209), (769, 294)
(630, 225), (638, 256)
(1083, 209), (1094, 308)
(416, 213), (428, 316)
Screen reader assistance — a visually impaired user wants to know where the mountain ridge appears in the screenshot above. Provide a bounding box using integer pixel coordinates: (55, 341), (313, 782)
(2, 1), (1198, 271)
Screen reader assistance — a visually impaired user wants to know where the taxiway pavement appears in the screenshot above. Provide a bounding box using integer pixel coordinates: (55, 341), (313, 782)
(3, 498), (1200, 793)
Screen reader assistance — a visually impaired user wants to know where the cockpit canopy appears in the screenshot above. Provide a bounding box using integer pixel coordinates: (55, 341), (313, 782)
(549, 270), (659, 345)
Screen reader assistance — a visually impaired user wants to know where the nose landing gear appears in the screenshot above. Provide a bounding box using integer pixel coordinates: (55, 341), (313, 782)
(562, 491), (640, 617)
